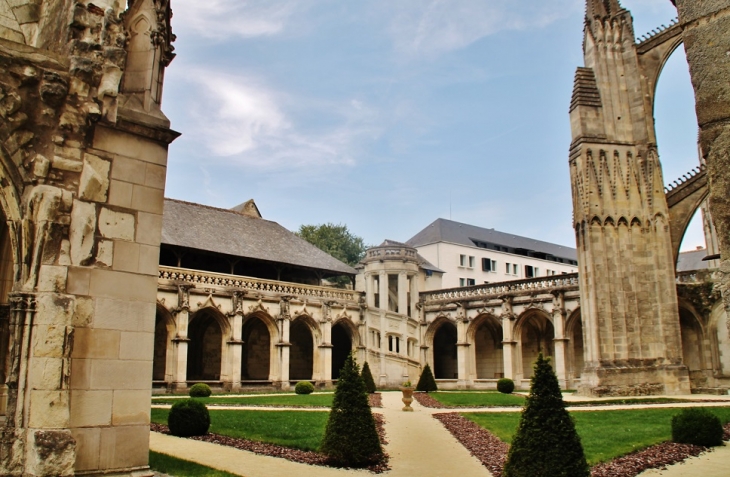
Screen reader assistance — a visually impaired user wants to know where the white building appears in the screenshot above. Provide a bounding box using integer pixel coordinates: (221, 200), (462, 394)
(406, 219), (578, 289)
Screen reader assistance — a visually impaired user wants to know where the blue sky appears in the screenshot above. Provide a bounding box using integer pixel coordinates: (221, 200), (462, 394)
(161, 0), (704, 251)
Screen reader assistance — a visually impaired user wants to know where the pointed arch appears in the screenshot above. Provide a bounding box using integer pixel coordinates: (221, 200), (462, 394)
(242, 311), (277, 382)
(331, 318), (356, 379)
(187, 307), (229, 381)
(565, 308), (584, 383)
(428, 317), (458, 380)
(153, 303), (176, 382)
(468, 313), (504, 379)
(289, 315), (320, 381)
(515, 309), (554, 379)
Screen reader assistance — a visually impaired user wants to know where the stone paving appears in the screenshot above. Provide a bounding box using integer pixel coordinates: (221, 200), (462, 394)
(149, 392), (730, 477)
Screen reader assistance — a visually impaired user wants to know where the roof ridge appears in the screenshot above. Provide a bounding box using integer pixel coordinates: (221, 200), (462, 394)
(164, 198), (277, 225)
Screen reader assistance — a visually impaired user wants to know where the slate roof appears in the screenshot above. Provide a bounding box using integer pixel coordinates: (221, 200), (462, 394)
(406, 218), (578, 262)
(676, 249), (710, 272)
(161, 199), (357, 276)
(376, 239), (445, 273)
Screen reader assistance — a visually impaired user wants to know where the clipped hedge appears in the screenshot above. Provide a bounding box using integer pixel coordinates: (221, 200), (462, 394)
(361, 362), (377, 394)
(295, 381), (315, 395)
(168, 399), (210, 437)
(497, 378), (515, 394)
(416, 364), (438, 392)
(671, 408), (723, 447)
(189, 383), (212, 398)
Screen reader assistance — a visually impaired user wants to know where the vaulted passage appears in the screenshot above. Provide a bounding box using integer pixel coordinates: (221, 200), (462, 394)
(434, 322), (457, 379)
(153, 312), (169, 381)
(569, 317), (584, 380)
(520, 314), (554, 378)
(187, 311), (223, 381)
(242, 317), (271, 381)
(289, 319), (314, 380)
(679, 309), (704, 374)
(331, 322), (352, 379)
(474, 318), (503, 379)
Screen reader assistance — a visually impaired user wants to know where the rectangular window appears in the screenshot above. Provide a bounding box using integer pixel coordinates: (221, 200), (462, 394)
(459, 278), (466, 287)
(482, 258), (496, 272)
(396, 337), (400, 354)
(468, 256), (475, 268)
(505, 262), (510, 274)
(513, 264), (518, 275)
(467, 278), (476, 286)
(388, 335), (393, 352)
(459, 254), (467, 266)
(535, 267), (539, 276)
(525, 265), (534, 278)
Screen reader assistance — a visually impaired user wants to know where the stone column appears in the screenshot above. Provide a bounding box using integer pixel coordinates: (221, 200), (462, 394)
(277, 317), (291, 390)
(456, 317), (470, 389)
(378, 271), (388, 311)
(171, 307), (190, 391)
(552, 292), (568, 389)
(674, 0), (730, 328)
(227, 309), (243, 391)
(320, 318), (333, 385)
(501, 297), (516, 381)
(366, 273), (375, 308)
(409, 274), (419, 319)
(398, 271), (408, 315)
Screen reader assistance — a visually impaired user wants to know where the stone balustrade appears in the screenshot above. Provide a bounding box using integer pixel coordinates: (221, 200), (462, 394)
(158, 266), (361, 303)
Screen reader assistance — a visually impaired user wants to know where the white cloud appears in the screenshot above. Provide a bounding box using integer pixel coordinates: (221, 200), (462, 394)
(381, 0), (582, 57)
(171, 0), (305, 39)
(182, 70), (381, 171)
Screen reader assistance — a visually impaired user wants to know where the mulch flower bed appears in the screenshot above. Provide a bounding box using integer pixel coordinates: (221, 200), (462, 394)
(150, 413), (390, 473)
(434, 413), (730, 477)
(369, 393), (383, 408)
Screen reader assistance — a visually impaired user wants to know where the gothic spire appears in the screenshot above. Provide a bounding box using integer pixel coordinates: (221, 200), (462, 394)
(586, 0), (623, 19)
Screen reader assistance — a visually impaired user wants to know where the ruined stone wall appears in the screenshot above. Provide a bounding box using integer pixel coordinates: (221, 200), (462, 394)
(674, 0), (730, 363)
(0, 1), (178, 475)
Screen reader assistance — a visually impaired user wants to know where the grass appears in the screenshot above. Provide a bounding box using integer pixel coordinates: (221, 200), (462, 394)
(149, 451), (241, 477)
(566, 397), (709, 406)
(428, 392), (526, 407)
(151, 408), (329, 451)
(152, 394), (334, 407)
(463, 407), (730, 465)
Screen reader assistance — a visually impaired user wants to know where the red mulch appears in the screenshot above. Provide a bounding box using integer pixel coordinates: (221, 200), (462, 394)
(151, 413), (389, 473)
(433, 413), (730, 477)
(413, 392), (448, 408)
(369, 393), (383, 408)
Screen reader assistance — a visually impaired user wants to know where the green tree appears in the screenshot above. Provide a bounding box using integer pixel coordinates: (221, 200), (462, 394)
(320, 352), (383, 467)
(416, 364), (438, 392)
(296, 223), (367, 266)
(503, 353), (589, 477)
(361, 361), (377, 394)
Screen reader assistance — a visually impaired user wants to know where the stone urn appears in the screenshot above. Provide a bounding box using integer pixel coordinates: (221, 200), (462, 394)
(400, 385), (415, 411)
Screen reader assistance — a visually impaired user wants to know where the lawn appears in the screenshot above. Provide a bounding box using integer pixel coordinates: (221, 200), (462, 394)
(428, 392), (526, 407)
(152, 394), (334, 407)
(151, 408), (329, 451)
(463, 407), (730, 465)
(149, 451), (241, 477)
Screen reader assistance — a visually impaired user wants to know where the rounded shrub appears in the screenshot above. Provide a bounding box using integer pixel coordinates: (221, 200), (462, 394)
(295, 381), (315, 395)
(497, 378), (515, 394)
(168, 399), (210, 437)
(671, 408), (723, 447)
(188, 383), (212, 398)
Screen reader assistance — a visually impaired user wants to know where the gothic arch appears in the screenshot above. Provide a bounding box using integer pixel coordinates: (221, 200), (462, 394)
(242, 311), (277, 381)
(708, 301), (730, 379)
(565, 308), (585, 383)
(678, 302), (708, 387)
(331, 318), (356, 379)
(427, 317), (458, 380)
(289, 315), (320, 381)
(514, 309), (554, 379)
(153, 303), (176, 382)
(187, 307), (229, 381)
(467, 313), (503, 380)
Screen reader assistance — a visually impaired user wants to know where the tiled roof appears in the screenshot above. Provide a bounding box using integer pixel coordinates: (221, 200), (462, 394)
(406, 218), (577, 262)
(161, 199), (357, 276)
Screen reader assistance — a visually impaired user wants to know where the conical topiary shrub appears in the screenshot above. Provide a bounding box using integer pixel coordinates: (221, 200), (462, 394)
(361, 361), (377, 394)
(416, 364), (438, 392)
(503, 353), (589, 477)
(320, 352), (383, 467)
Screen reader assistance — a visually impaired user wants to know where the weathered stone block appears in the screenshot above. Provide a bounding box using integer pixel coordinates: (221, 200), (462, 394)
(98, 207), (135, 241)
(78, 153), (110, 202)
(90, 360), (151, 390)
(119, 331), (153, 360)
(69, 200), (97, 266)
(108, 179), (133, 208)
(28, 390), (70, 428)
(112, 240), (139, 273)
(69, 390), (112, 427)
(131, 184), (164, 214)
(93, 296), (156, 332)
(135, 212), (163, 246)
(93, 126), (167, 166)
(88, 270), (157, 302)
(71, 328), (120, 359)
(111, 390), (151, 425)
(98, 425), (150, 470)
